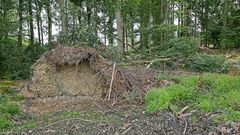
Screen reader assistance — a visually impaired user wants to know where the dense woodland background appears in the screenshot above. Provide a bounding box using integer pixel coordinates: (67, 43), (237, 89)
(0, 0), (240, 79)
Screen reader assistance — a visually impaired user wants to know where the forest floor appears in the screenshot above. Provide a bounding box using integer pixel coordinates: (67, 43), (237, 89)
(1, 79), (240, 135)
(3, 102), (240, 135)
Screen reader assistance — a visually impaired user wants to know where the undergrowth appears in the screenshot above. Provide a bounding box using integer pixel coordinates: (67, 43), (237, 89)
(146, 73), (240, 122)
(0, 81), (25, 131)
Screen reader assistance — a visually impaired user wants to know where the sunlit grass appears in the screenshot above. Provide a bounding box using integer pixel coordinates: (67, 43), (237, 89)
(146, 73), (240, 122)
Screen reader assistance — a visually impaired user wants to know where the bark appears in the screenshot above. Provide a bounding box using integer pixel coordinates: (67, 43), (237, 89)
(46, 1), (52, 43)
(18, 0), (23, 47)
(115, 0), (124, 54)
(35, 0), (42, 45)
(107, 14), (114, 45)
(139, 0), (151, 50)
(60, 0), (68, 35)
(28, 0), (34, 46)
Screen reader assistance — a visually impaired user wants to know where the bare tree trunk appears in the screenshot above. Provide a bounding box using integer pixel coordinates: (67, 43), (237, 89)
(18, 0), (23, 47)
(47, 1), (52, 43)
(115, 0), (124, 54)
(60, 0), (67, 36)
(107, 14), (114, 45)
(86, 1), (91, 27)
(35, 0), (41, 45)
(130, 11), (134, 47)
(28, 0), (34, 46)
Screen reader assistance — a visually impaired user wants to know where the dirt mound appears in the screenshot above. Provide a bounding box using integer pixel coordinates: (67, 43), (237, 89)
(21, 46), (158, 114)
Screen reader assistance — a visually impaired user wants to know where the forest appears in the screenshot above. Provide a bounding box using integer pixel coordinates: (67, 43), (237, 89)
(0, 0), (240, 134)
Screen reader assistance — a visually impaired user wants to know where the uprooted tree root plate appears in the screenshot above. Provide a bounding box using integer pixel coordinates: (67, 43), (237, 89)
(20, 46), (159, 115)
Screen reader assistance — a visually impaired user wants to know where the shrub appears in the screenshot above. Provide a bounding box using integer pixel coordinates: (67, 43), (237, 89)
(187, 54), (229, 73)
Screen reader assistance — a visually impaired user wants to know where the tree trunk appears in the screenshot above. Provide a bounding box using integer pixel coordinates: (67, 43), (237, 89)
(18, 0), (23, 47)
(28, 0), (34, 46)
(107, 14), (114, 45)
(60, 0), (68, 36)
(47, 1), (52, 43)
(86, 1), (91, 27)
(152, 0), (166, 46)
(139, 0), (151, 50)
(115, 0), (124, 54)
(35, 0), (42, 45)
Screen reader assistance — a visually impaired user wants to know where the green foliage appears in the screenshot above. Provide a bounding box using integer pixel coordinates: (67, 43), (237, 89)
(146, 73), (240, 122)
(0, 82), (23, 131)
(157, 37), (199, 58)
(187, 54), (229, 73)
(0, 38), (46, 80)
(0, 116), (12, 129)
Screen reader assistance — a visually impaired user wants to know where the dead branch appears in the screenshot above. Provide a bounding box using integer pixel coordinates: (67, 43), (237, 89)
(121, 126), (133, 135)
(178, 106), (190, 115)
(38, 118), (97, 130)
(183, 118), (188, 135)
(108, 62), (116, 100)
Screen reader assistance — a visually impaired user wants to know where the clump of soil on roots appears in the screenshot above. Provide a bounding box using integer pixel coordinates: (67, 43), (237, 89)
(20, 46), (158, 115)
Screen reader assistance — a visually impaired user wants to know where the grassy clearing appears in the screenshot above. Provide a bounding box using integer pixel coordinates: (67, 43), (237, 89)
(0, 81), (25, 132)
(146, 73), (240, 122)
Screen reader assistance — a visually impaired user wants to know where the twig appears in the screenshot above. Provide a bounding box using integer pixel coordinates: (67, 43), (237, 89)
(121, 126), (133, 135)
(103, 102), (119, 112)
(178, 106), (190, 115)
(38, 118), (96, 130)
(183, 118), (188, 135)
(161, 125), (167, 135)
(108, 62), (116, 100)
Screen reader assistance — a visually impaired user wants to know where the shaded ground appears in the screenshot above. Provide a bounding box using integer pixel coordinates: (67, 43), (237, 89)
(2, 103), (240, 135)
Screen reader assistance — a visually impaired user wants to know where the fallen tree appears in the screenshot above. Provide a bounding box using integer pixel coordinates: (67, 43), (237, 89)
(21, 46), (158, 114)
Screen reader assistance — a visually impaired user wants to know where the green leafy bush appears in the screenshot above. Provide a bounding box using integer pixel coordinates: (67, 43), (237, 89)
(187, 54), (229, 73)
(146, 73), (240, 122)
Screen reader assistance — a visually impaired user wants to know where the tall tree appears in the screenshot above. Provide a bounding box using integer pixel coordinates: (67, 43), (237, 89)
(116, 0), (124, 54)
(28, 0), (34, 46)
(60, 0), (68, 36)
(18, 0), (23, 47)
(46, 0), (52, 43)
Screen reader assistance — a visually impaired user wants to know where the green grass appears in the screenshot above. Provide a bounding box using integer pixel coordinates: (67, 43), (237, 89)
(0, 81), (23, 131)
(146, 73), (240, 122)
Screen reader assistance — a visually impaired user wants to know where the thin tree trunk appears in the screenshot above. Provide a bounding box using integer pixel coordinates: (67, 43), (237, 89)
(130, 11), (134, 47)
(86, 1), (91, 27)
(35, 0), (41, 45)
(60, 0), (67, 36)
(47, 1), (52, 43)
(28, 0), (34, 46)
(107, 14), (114, 45)
(18, 0), (23, 47)
(139, 0), (150, 50)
